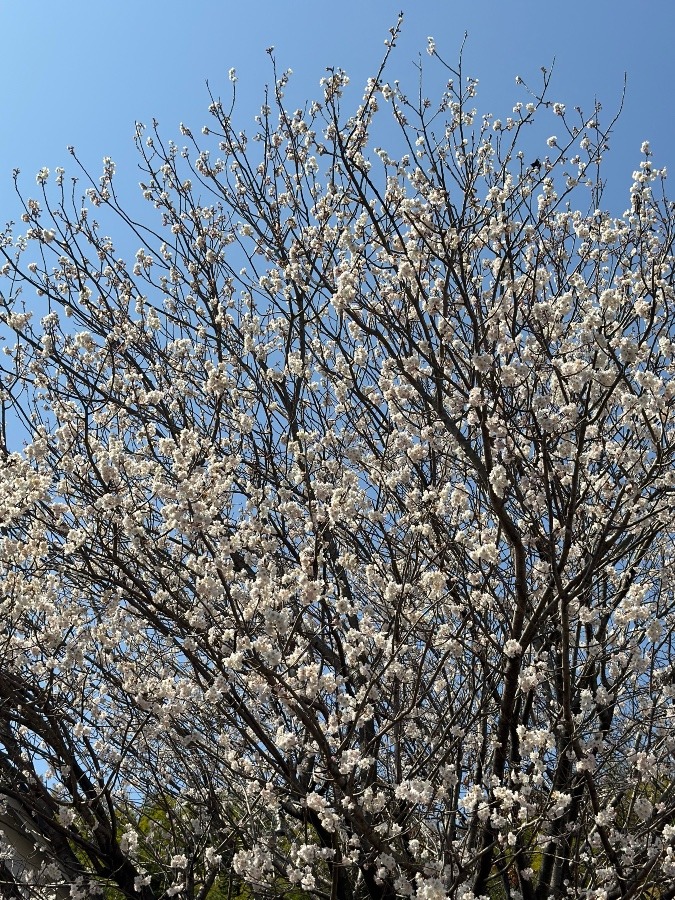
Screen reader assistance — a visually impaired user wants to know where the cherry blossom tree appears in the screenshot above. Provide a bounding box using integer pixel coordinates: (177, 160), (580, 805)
(1, 19), (675, 900)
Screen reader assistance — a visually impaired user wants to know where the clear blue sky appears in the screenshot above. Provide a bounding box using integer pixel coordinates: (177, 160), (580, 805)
(1, 0), (674, 229)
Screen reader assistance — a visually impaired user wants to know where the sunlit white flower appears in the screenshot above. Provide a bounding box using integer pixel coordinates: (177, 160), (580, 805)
(503, 639), (522, 658)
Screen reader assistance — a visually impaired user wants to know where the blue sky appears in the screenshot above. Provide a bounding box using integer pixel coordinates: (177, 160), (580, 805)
(1, 0), (674, 229)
